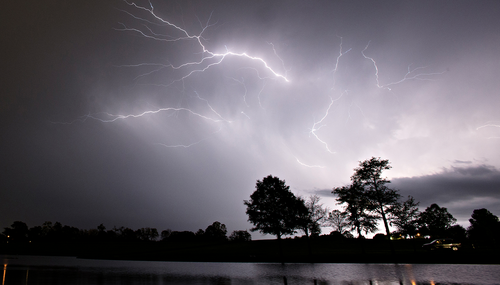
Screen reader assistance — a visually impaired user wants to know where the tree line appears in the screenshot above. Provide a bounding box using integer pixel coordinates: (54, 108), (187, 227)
(3, 157), (498, 248)
(245, 157), (500, 247)
(1, 220), (251, 244)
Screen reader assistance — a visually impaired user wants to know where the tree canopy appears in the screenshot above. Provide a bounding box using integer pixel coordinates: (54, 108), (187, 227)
(418, 203), (457, 238)
(333, 183), (378, 238)
(229, 230), (252, 242)
(333, 157), (400, 237)
(244, 175), (308, 239)
(204, 221), (228, 241)
(298, 195), (328, 238)
(353, 157), (400, 236)
(2, 221), (29, 242)
(467, 208), (500, 243)
(389, 195), (420, 238)
(327, 209), (350, 236)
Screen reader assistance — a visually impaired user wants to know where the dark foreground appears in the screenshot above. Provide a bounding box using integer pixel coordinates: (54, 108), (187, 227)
(1, 238), (498, 264)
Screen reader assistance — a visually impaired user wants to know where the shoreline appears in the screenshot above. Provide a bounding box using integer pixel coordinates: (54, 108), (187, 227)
(2, 238), (498, 265)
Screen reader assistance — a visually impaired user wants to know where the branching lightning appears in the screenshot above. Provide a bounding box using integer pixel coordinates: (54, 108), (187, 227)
(226, 76), (249, 107)
(298, 38), (351, 160)
(309, 96), (337, 154)
(55, 0), (288, 143)
(52, 105), (228, 125)
(117, 0), (289, 86)
(331, 36), (351, 87)
(193, 91), (229, 123)
(362, 41), (446, 91)
(293, 38), (351, 166)
(294, 38), (444, 168)
(57, 1), (445, 171)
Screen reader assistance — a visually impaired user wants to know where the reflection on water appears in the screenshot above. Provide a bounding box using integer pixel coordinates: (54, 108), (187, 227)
(2, 255), (499, 285)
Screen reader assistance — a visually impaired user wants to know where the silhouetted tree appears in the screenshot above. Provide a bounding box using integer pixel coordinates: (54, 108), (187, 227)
(97, 223), (106, 232)
(244, 175), (308, 240)
(194, 229), (205, 240)
(204, 221), (228, 241)
(168, 231), (196, 242)
(107, 227), (120, 240)
(136, 227), (159, 241)
(467, 208), (500, 244)
(351, 157), (400, 236)
(327, 209), (350, 235)
(28, 226), (43, 242)
(445, 224), (467, 241)
(45, 222), (73, 241)
(389, 195), (420, 238)
(418, 203), (457, 238)
(97, 223), (107, 240)
(373, 233), (388, 240)
(59, 225), (81, 241)
(333, 183), (378, 238)
(150, 228), (159, 241)
(3, 221), (29, 242)
(38, 221), (53, 241)
(120, 227), (139, 241)
(229, 230), (252, 242)
(161, 229), (172, 241)
(110, 226), (140, 242)
(298, 195), (328, 238)
(328, 231), (347, 240)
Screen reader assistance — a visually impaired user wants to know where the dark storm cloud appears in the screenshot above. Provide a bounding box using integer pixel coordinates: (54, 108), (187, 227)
(393, 165), (500, 204)
(392, 164), (500, 223)
(312, 164), (500, 227)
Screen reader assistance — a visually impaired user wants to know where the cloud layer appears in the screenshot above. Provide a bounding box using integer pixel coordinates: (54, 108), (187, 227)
(392, 164), (500, 225)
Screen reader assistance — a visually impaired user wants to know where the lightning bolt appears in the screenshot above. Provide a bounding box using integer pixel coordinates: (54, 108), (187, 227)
(299, 38), (353, 159)
(268, 42), (290, 79)
(362, 41), (446, 91)
(51, 106), (228, 124)
(477, 123), (500, 130)
(256, 82), (267, 110)
(331, 36), (351, 87)
(293, 38), (444, 168)
(477, 122), (500, 139)
(54, 1), (291, 148)
(57, 1), (445, 164)
(299, 38), (352, 159)
(193, 91), (229, 123)
(226, 76), (249, 107)
(117, 0), (289, 86)
(309, 96), (337, 154)
(295, 158), (326, 169)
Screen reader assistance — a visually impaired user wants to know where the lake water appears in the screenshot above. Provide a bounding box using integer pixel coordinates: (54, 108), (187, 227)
(2, 255), (499, 285)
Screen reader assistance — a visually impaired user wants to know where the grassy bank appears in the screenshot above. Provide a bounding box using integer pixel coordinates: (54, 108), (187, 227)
(1, 238), (498, 264)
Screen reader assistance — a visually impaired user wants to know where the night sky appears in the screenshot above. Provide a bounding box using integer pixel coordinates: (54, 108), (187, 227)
(2, 0), (500, 238)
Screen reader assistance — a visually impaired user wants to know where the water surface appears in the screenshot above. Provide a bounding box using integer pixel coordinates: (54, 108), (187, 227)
(2, 255), (499, 284)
